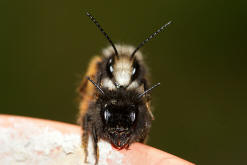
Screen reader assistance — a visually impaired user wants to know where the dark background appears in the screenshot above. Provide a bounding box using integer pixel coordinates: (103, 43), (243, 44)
(1, 0), (247, 164)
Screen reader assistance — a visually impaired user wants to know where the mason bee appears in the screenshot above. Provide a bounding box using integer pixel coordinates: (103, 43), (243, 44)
(77, 12), (171, 164)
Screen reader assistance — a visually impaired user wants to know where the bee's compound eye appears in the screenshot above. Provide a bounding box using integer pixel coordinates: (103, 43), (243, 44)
(109, 65), (114, 73)
(104, 109), (111, 122)
(132, 67), (136, 75)
(129, 112), (136, 123)
(107, 58), (114, 78)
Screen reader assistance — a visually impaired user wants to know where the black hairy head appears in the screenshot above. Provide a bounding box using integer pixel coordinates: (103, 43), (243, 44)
(95, 89), (151, 149)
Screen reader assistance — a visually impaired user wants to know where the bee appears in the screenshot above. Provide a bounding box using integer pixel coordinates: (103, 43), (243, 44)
(77, 12), (171, 164)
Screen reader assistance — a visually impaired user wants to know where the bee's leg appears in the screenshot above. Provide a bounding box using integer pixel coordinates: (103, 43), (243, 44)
(82, 131), (89, 163)
(82, 115), (89, 163)
(92, 126), (99, 165)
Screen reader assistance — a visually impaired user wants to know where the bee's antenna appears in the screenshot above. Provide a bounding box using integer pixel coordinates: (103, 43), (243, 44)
(131, 21), (172, 59)
(86, 76), (105, 95)
(86, 12), (119, 57)
(137, 83), (160, 99)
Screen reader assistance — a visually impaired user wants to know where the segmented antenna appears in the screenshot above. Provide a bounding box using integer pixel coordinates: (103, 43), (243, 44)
(86, 12), (119, 57)
(137, 83), (161, 98)
(86, 76), (104, 95)
(131, 21), (172, 59)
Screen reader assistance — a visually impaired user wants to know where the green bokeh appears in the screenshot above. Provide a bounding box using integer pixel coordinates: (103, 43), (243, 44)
(1, 0), (247, 164)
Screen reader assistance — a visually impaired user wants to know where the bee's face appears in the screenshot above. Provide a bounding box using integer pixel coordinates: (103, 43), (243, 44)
(94, 89), (153, 150)
(105, 55), (140, 89)
(101, 45), (144, 91)
(101, 102), (137, 149)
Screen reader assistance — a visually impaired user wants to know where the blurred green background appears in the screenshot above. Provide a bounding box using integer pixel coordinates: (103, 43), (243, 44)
(1, 0), (247, 164)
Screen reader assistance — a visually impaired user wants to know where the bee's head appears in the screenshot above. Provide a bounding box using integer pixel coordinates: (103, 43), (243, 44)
(95, 89), (142, 149)
(104, 49), (142, 90)
(101, 101), (138, 149)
